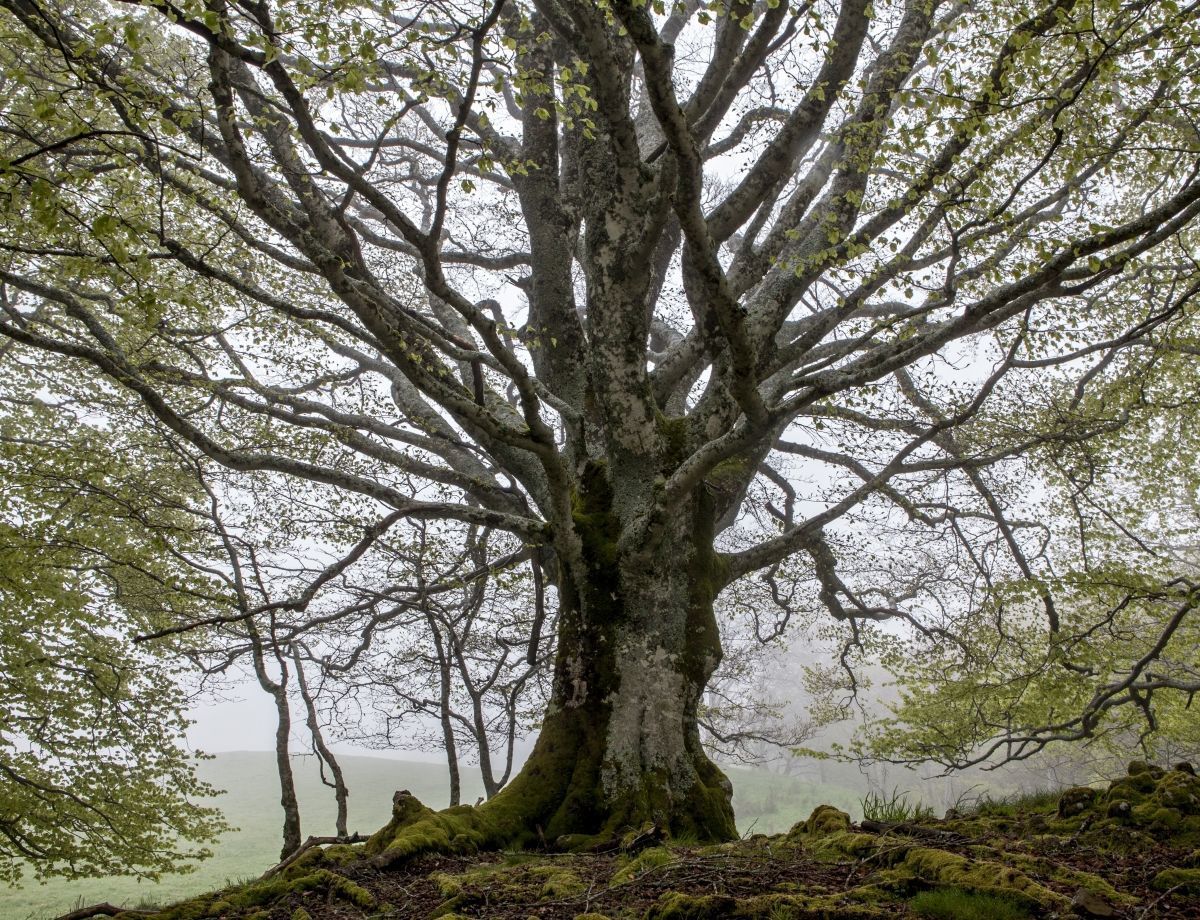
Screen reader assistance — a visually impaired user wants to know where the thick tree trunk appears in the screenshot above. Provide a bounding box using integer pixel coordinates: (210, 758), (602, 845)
(481, 469), (736, 845)
(366, 467), (737, 861)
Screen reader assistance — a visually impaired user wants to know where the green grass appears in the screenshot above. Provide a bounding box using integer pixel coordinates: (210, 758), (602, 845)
(0, 751), (484, 920)
(908, 887), (1032, 920)
(958, 787), (1060, 818)
(859, 788), (935, 823)
(2, 754), (858, 919)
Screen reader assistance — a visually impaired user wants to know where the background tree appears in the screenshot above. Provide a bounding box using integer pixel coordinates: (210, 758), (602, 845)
(325, 520), (553, 806)
(0, 394), (229, 882)
(1, 0), (1199, 855)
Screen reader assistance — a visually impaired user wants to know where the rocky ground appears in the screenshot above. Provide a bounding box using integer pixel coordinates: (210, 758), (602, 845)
(72, 762), (1200, 920)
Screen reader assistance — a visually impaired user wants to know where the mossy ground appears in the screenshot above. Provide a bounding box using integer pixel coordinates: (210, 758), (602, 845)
(76, 763), (1200, 920)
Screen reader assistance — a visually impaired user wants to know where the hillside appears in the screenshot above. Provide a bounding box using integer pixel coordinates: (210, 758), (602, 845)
(0, 752), (858, 919)
(27, 760), (1200, 920)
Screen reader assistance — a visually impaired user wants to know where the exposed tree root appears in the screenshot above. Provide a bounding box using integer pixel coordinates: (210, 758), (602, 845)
(53, 904), (153, 920)
(263, 832), (369, 879)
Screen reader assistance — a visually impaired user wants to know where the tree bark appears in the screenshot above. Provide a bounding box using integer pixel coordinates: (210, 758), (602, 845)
(292, 645), (349, 837)
(427, 616), (463, 808)
(479, 465), (737, 844)
(247, 624), (302, 860)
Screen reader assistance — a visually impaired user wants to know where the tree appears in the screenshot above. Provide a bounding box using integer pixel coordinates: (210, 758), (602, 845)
(326, 519), (553, 806)
(1, 0), (1199, 853)
(0, 395), (229, 882)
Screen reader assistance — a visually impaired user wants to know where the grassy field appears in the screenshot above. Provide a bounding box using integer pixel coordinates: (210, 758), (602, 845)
(0, 752), (858, 919)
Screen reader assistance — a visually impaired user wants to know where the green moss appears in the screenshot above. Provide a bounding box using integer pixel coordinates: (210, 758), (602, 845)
(644, 891), (888, 919)
(802, 830), (879, 861)
(736, 893), (888, 918)
(430, 871), (465, 899)
(1152, 867), (1200, 893)
(790, 804), (852, 837)
(1056, 786), (1097, 818)
(571, 460), (620, 570)
(228, 868), (375, 911)
(908, 887), (1031, 920)
(655, 413), (690, 468)
(886, 847), (1065, 910)
(365, 795), (501, 867)
(707, 456), (751, 492)
(1129, 761), (1165, 778)
(1155, 770), (1200, 813)
(430, 859), (586, 910)
(290, 910), (313, 920)
(644, 892), (738, 919)
(139, 894), (225, 920)
(612, 846), (676, 884)
(539, 867), (586, 899)
(1005, 854), (1133, 906)
(322, 843), (361, 865)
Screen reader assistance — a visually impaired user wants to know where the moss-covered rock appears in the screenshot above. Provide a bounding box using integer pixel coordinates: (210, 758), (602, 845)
(802, 830), (879, 861)
(1129, 761), (1165, 778)
(1156, 770), (1200, 813)
(790, 804), (852, 837)
(1057, 786), (1097, 818)
(1152, 867), (1200, 893)
(881, 847), (1066, 910)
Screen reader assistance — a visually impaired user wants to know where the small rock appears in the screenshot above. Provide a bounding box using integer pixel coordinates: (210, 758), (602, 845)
(1175, 762), (1196, 775)
(1106, 800), (1132, 820)
(1128, 760), (1165, 778)
(1071, 887), (1118, 917)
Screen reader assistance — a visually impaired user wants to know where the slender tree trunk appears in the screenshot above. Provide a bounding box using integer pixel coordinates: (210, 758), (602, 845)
(427, 615), (462, 807)
(247, 627), (302, 860)
(292, 645), (349, 838)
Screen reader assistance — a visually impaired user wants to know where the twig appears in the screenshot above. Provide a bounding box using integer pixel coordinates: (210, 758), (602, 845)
(1136, 881), (1184, 919)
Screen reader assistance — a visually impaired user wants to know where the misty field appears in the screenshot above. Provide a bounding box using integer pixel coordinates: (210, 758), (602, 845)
(1, 753), (858, 920)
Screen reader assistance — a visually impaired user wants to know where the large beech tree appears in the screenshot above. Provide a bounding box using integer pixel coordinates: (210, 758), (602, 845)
(2, 0), (1200, 851)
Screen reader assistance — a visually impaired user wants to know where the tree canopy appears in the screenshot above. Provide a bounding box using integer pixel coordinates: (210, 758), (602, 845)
(0, 394), (228, 881)
(2, 0), (1200, 863)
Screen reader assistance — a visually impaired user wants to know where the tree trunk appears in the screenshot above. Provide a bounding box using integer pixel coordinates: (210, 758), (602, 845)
(367, 467), (737, 860)
(482, 469), (737, 845)
(244, 621), (302, 859)
(427, 615), (462, 808)
(292, 645), (349, 838)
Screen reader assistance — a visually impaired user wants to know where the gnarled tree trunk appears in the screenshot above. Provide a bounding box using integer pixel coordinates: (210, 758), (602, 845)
(494, 468), (735, 843)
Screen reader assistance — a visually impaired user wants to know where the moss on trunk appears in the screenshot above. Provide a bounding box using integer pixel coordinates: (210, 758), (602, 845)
(367, 463), (736, 862)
